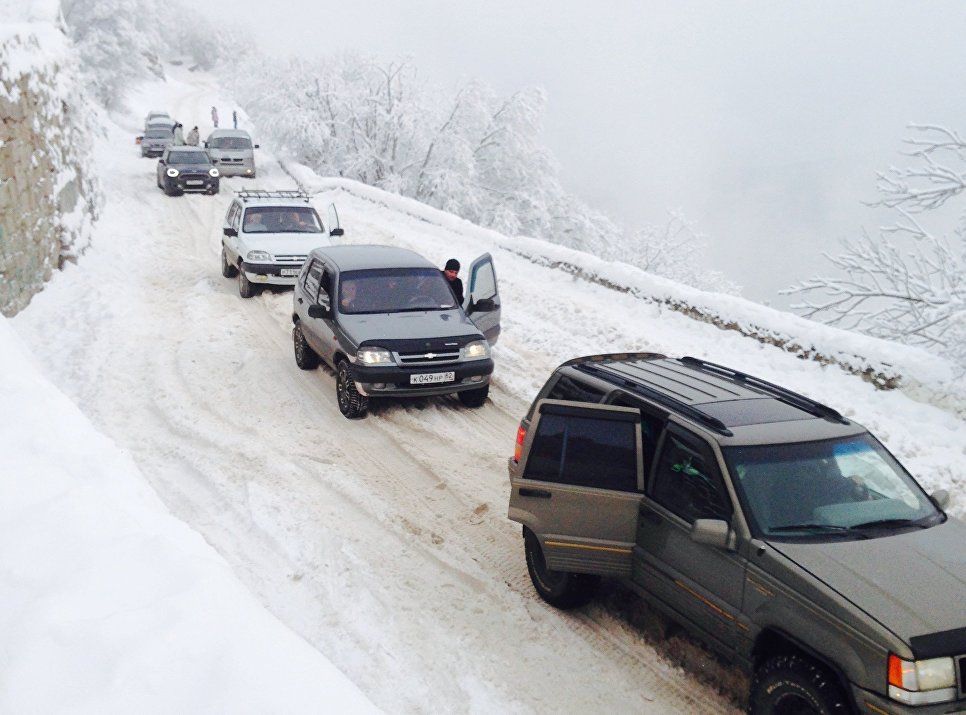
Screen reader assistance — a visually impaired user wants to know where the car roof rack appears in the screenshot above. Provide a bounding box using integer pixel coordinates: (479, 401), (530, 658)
(235, 189), (311, 203)
(574, 361), (734, 437)
(678, 356), (848, 424)
(557, 352), (666, 369)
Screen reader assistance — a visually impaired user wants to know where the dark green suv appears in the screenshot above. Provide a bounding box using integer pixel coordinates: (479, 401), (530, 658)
(508, 353), (964, 714)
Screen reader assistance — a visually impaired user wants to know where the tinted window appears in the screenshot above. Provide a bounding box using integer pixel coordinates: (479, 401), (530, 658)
(471, 260), (497, 300)
(524, 409), (638, 492)
(548, 374), (606, 404)
(338, 268), (458, 314)
(651, 430), (731, 523)
(167, 151), (210, 165)
(320, 269), (333, 297)
(610, 394), (666, 474)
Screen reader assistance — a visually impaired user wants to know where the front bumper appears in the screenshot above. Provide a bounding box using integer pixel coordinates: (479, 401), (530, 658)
(851, 683), (965, 714)
(213, 163), (255, 177)
(350, 358), (494, 397)
(240, 261), (303, 286)
(166, 175), (219, 193)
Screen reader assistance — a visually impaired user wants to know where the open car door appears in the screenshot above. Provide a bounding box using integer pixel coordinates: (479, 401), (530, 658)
(326, 203), (344, 238)
(464, 253), (501, 344)
(508, 399), (644, 578)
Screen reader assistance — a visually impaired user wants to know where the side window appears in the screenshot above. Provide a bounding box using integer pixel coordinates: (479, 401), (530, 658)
(524, 406), (638, 492)
(303, 259), (322, 299)
(319, 269), (333, 299)
(547, 374), (606, 404)
(471, 260), (497, 300)
(650, 429), (732, 523)
(610, 394), (666, 477)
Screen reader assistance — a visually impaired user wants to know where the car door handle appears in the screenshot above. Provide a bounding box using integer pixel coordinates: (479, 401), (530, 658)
(519, 488), (551, 499)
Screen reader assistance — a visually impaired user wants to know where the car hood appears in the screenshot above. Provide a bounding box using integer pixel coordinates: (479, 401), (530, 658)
(338, 309), (481, 346)
(769, 518), (966, 648)
(242, 234), (332, 257)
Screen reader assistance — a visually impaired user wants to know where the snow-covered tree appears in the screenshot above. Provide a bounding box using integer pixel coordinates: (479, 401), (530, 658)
(787, 125), (966, 367)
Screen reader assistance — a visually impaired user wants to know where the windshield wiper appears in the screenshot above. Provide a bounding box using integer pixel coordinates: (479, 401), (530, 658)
(770, 523), (859, 535)
(849, 518), (926, 531)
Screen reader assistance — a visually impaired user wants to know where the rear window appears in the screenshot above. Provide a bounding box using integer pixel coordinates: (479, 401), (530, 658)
(145, 130), (170, 139)
(548, 374), (606, 403)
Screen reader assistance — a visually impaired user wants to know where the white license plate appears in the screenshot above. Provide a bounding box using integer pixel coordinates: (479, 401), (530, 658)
(280, 268), (300, 276)
(186, 180), (203, 185)
(410, 371), (455, 385)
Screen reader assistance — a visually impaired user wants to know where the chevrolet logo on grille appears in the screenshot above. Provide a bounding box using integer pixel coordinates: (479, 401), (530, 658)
(424, 352), (436, 359)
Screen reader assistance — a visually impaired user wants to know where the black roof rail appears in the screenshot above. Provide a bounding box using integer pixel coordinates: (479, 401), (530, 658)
(235, 189), (311, 203)
(678, 356), (849, 424)
(557, 351), (666, 370)
(574, 362), (734, 437)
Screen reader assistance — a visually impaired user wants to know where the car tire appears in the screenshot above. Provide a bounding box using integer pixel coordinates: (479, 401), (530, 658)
(458, 384), (489, 408)
(221, 247), (238, 278)
(293, 322), (320, 370)
(237, 267), (257, 298)
(336, 359), (368, 419)
(750, 654), (850, 715)
(524, 528), (599, 610)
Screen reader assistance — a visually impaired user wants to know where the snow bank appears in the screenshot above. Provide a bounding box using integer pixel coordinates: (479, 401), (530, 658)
(0, 317), (376, 712)
(285, 163), (962, 413)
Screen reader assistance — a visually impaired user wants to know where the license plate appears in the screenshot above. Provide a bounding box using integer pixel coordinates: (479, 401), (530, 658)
(186, 179), (203, 185)
(410, 371), (455, 385)
(280, 268), (300, 276)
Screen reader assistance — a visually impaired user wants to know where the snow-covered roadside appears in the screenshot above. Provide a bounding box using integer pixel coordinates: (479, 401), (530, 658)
(0, 318), (376, 712)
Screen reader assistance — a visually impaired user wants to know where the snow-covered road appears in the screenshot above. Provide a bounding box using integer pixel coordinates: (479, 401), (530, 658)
(12, 70), (965, 712)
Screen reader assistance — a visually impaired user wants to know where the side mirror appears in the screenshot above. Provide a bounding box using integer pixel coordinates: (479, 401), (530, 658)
(329, 227), (344, 237)
(203, 141), (208, 148)
(254, 144), (260, 149)
(223, 227), (237, 237)
(930, 489), (950, 510)
(690, 519), (732, 549)
(307, 303), (331, 320)
(470, 297), (496, 313)
(158, 159), (165, 165)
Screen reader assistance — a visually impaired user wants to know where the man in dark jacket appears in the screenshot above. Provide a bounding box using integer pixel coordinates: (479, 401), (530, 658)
(441, 258), (464, 306)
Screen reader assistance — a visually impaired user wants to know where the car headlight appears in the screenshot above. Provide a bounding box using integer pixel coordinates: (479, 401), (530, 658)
(166, 168), (179, 177)
(888, 654), (957, 705)
(462, 339), (490, 360)
(208, 168), (219, 177)
(357, 347), (393, 365)
(245, 250), (271, 262)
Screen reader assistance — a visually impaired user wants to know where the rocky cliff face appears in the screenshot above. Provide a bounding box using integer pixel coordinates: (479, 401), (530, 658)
(0, 20), (98, 316)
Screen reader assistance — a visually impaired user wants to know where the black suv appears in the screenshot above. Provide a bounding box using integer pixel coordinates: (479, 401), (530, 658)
(508, 353), (963, 714)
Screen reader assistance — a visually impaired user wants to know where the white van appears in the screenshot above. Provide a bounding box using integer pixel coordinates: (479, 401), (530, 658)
(204, 129), (259, 178)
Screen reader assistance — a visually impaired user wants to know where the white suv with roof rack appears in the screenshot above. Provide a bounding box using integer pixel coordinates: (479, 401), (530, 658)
(220, 190), (344, 298)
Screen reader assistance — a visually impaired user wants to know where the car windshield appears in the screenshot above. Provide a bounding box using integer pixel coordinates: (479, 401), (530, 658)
(725, 435), (941, 540)
(167, 151), (210, 165)
(145, 131), (170, 139)
(338, 267), (458, 314)
(242, 206), (322, 233)
(209, 136), (252, 150)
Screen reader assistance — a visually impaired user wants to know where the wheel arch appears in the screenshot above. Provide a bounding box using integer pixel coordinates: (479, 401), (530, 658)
(752, 628), (858, 713)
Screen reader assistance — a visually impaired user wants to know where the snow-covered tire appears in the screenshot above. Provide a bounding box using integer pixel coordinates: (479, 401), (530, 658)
(458, 384), (489, 408)
(336, 359), (368, 419)
(750, 654), (850, 715)
(524, 528), (598, 610)
(238, 268), (258, 298)
(221, 247), (238, 278)
(293, 322), (319, 370)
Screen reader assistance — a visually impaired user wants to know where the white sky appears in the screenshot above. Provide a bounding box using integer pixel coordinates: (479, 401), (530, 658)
(199, 0), (966, 303)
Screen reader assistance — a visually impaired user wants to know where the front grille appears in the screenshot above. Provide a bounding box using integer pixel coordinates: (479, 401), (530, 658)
(957, 655), (965, 698)
(273, 254), (307, 263)
(396, 349), (461, 365)
(180, 173), (208, 181)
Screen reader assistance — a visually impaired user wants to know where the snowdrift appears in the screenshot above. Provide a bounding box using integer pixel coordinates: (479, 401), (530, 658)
(0, 317), (376, 712)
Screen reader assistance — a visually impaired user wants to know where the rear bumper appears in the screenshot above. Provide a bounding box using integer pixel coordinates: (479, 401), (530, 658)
(351, 358), (494, 396)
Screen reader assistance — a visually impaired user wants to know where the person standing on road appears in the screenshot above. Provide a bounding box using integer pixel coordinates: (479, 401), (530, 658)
(185, 126), (199, 146)
(441, 258), (464, 306)
(211, 106), (219, 128)
(232, 109), (238, 129)
(172, 122), (185, 146)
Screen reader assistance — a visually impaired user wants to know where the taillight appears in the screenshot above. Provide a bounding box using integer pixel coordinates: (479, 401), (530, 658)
(513, 424), (526, 462)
